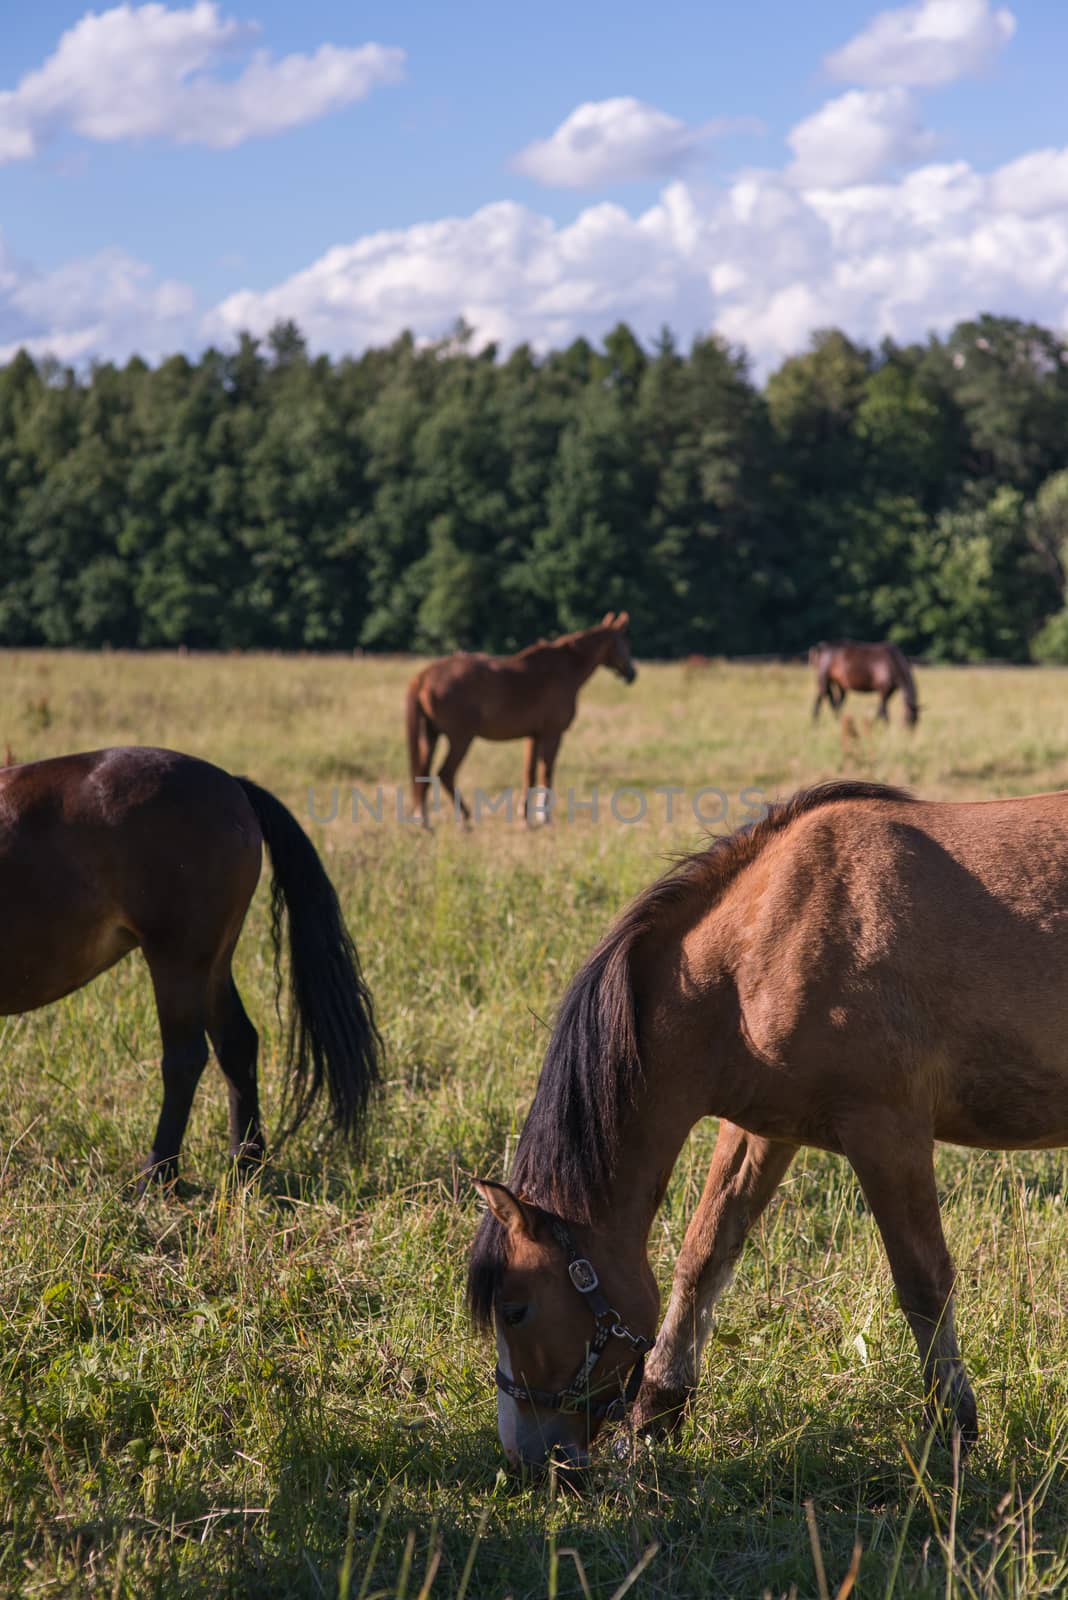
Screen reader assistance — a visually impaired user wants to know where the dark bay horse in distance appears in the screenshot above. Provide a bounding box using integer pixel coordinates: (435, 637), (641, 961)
(0, 747), (381, 1188)
(406, 614), (635, 826)
(811, 639), (919, 726)
(469, 779), (1068, 1471)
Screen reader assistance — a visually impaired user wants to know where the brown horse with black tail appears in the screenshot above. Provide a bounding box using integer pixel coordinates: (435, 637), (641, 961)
(811, 639), (919, 726)
(0, 747), (381, 1188)
(406, 614), (635, 826)
(469, 779), (1068, 1472)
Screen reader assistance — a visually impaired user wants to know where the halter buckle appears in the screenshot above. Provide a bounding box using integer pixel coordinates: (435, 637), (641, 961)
(568, 1258), (599, 1293)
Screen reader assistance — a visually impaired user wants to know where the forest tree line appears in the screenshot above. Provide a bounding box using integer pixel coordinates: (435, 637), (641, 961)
(2, 313), (1068, 661)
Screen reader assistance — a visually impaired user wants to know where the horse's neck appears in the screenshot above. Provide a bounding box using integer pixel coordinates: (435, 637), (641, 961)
(587, 947), (738, 1256)
(587, 1072), (705, 1257)
(557, 629), (607, 684)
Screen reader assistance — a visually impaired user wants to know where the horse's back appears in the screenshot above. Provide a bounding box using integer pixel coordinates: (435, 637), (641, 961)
(730, 789), (1068, 979)
(822, 640), (905, 692)
(1, 746), (259, 858)
(415, 652), (494, 695)
(414, 652), (493, 725)
(414, 649), (565, 739)
(710, 790), (1068, 1148)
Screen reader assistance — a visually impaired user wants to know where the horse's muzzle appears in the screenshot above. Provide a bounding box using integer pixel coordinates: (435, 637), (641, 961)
(510, 1438), (591, 1482)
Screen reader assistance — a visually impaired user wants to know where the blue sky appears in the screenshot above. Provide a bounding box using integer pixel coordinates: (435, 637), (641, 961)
(2, 0), (1067, 372)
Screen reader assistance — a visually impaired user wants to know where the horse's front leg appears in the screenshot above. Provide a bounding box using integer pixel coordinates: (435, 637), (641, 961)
(137, 962), (210, 1194)
(537, 731), (562, 824)
(437, 734), (473, 826)
(521, 737), (538, 827)
(840, 1111), (977, 1447)
(634, 1123), (797, 1436)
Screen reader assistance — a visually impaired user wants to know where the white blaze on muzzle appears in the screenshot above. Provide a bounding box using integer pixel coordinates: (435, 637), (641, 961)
(494, 1326), (520, 1463)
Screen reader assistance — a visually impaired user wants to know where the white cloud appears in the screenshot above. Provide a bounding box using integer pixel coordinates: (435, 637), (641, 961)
(0, 2), (404, 164)
(988, 149), (1068, 218)
(0, 235), (196, 365)
(197, 157), (1068, 378)
(827, 0), (1016, 88)
(204, 197), (714, 355)
(787, 88), (935, 187)
(7, 151), (1068, 381)
(512, 97), (750, 189)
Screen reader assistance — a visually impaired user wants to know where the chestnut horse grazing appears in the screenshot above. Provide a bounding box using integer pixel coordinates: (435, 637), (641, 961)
(469, 779), (1068, 1471)
(0, 747), (381, 1187)
(406, 614), (635, 826)
(811, 639), (919, 726)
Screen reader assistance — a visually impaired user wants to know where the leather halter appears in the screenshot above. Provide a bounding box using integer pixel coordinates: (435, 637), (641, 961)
(493, 1221), (653, 1423)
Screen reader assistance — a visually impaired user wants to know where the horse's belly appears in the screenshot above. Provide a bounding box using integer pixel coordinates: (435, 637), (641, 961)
(480, 719), (541, 743)
(0, 864), (139, 1011)
(0, 915), (138, 1015)
(933, 1025), (1068, 1149)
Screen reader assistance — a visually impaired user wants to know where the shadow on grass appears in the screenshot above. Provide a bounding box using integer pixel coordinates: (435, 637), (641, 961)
(13, 1384), (1068, 1600)
(158, 1397), (1068, 1600)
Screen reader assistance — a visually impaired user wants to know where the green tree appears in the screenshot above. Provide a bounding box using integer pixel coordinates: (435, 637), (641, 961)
(902, 487), (1056, 660)
(944, 316), (1068, 491)
(527, 381), (652, 632)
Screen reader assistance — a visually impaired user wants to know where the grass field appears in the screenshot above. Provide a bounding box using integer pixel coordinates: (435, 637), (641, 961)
(7, 652), (1068, 1599)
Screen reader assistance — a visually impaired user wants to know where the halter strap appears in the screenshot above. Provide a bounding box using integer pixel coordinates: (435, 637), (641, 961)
(493, 1221), (653, 1422)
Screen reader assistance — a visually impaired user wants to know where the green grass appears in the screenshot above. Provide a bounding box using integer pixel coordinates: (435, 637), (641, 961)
(7, 652), (1068, 1597)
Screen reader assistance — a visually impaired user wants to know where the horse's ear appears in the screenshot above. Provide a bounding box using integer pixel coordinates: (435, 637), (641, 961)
(473, 1179), (532, 1236)
(601, 611), (616, 625)
(614, 610), (630, 629)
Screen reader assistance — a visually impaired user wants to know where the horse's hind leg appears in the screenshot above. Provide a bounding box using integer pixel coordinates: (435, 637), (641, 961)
(207, 969), (263, 1169)
(634, 1122), (797, 1435)
(522, 737), (538, 826)
(437, 733), (473, 824)
(537, 732), (562, 824)
(813, 678), (827, 719)
(139, 961), (210, 1192)
(841, 1115), (977, 1447)
(814, 678), (844, 719)
(414, 721), (440, 825)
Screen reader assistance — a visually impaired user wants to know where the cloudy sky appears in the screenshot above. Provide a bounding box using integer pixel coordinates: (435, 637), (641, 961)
(2, 0), (1067, 372)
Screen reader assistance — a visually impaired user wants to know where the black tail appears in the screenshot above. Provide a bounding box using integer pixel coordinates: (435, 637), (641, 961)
(237, 778), (382, 1144)
(406, 675), (424, 798)
(888, 644), (919, 725)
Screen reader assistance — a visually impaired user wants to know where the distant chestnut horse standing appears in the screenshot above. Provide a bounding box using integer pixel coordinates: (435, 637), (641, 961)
(811, 639), (919, 726)
(406, 614), (635, 826)
(469, 779), (1068, 1471)
(0, 747), (381, 1188)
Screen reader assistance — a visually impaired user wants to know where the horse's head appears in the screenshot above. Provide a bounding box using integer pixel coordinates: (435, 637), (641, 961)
(906, 700), (920, 728)
(601, 612), (636, 684)
(469, 1180), (657, 1474)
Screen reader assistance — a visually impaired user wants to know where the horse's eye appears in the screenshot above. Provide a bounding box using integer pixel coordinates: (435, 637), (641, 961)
(501, 1304), (528, 1327)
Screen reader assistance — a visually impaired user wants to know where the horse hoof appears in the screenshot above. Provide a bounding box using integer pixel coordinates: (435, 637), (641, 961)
(233, 1158), (266, 1184)
(135, 1155), (179, 1198)
(924, 1396), (979, 1453)
(630, 1382), (692, 1439)
(231, 1142), (266, 1175)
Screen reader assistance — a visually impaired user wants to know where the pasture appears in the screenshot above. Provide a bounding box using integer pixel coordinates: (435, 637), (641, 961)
(6, 651), (1068, 1598)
